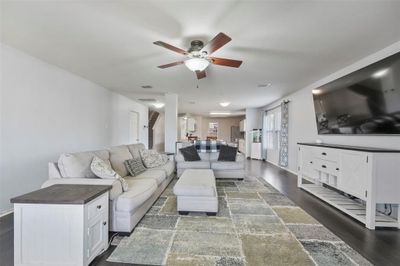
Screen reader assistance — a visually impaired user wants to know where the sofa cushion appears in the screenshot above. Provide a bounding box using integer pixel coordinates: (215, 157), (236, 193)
(218, 145), (238, 161)
(177, 161), (210, 169)
(131, 169), (166, 186)
(140, 149), (168, 168)
(209, 152), (219, 161)
(211, 161), (244, 170)
(179, 145), (201, 161)
(151, 160), (175, 176)
(58, 149), (110, 178)
(124, 158), (146, 176)
(127, 143), (146, 158)
(109, 145), (133, 177)
(116, 178), (157, 212)
(199, 153), (210, 161)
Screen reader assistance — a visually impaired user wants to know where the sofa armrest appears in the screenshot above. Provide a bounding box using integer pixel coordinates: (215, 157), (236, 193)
(236, 153), (245, 162)
(175, 153), (185, 162)
(48, 162), (62, 179)
(41, 178), (123, 200)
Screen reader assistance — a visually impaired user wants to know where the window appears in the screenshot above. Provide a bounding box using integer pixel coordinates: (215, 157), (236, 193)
(264, 109), (281, 150)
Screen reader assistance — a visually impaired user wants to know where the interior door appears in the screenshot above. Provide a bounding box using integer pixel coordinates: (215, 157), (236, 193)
(129, 111), (139, 143)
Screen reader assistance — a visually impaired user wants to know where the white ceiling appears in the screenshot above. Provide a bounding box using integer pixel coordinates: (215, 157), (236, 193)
(2, 0), (400, 115)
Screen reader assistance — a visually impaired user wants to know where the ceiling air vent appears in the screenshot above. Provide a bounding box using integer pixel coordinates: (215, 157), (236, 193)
(138, 98), (157, 102)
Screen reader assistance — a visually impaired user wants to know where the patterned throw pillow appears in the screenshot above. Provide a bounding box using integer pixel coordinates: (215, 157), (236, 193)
(91, 156), (128, 191)
(139, 149), (168, 168)
(124, 158), (146, 176)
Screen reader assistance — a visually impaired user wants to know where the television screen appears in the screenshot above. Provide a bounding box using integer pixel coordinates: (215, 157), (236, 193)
(313, 51), (400, 135)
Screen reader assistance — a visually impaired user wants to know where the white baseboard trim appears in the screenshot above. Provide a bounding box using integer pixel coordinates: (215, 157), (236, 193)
(0, 209), (13, 218)
(264, 159), (298, 176)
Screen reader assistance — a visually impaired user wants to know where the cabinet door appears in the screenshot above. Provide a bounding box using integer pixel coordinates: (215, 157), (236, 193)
(338, 151), (368, 200)
(299, 146), (315, 178)
(87, 213), (108, 262)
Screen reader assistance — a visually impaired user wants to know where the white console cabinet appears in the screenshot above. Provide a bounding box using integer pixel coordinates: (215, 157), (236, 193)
(11, 184), (111, 266)
(298, 143), (400, 229)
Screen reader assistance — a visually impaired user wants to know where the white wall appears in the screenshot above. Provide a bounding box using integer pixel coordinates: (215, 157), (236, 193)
(0, 44), (148, 214)
(109, 93), (148, 147)
(261, 40), (400, 173)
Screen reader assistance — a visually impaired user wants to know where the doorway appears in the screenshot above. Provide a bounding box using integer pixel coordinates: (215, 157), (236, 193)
(129, 111), (140, 144)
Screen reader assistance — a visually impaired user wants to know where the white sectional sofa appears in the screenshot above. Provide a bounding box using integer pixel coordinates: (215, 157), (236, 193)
(175, 146), (245, 179)
(42, 143), (174, 233)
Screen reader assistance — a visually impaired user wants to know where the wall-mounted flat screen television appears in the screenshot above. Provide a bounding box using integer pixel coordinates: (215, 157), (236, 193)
(312, 51), (400, 135)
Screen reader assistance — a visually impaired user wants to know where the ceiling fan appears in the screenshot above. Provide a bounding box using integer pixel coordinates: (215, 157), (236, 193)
(153, 32), (242, 79)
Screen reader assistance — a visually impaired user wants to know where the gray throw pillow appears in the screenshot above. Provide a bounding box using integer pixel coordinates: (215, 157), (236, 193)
(124, 158), (146, 176)
(218, 145), (237, 161)
(180, 145), (201, 161)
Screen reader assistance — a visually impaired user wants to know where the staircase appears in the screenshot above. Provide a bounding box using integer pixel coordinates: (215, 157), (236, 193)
(148, 110), (159, 149)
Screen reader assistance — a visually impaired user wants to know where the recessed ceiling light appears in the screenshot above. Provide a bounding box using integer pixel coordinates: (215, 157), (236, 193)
(372, 69), (389, 78)
(257, 83), (272, 88)
(152, 102), (165, 109)
(210, 112), (231, 115)
(141, 85), (153, 89)
(312, 89), (323, 95)
(219, 102), (230, 107)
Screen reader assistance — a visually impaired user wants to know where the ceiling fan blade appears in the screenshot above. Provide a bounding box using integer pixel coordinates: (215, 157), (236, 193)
(157, 61), (185, 69)
(153, 41), (188, 55)
(195, 70), (206, 79)
(201, 32), (232, 55)
(209, 57), (242, 68)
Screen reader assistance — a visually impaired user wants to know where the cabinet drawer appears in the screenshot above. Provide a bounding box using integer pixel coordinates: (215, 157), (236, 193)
(313, 147), (339, 162)
(88, 193), (108, 220)
(314, 159), (340, 175)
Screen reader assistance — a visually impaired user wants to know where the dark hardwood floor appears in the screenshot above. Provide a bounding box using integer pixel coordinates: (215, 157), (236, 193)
(1, 160), (400, 266)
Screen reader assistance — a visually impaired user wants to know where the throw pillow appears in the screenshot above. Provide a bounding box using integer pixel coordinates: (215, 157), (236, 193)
(139, 149), (168, 168)
(218, 145), (237, 161)
(179, 145), (201, 161)
(91, 156), (128, 191)
(124, 158), (146, 176)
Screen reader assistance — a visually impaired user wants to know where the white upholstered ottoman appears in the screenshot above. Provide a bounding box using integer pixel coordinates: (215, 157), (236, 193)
(173, 169), (218, 215)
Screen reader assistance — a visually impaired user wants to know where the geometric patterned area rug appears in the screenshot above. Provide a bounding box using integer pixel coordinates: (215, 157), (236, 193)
(107, 175), (372, 266)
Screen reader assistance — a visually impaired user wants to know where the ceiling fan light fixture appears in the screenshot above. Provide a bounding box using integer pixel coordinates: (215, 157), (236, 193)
(219, 102), (231, 107)
(184, 58), (209, 72)
(152, 102), (165, 109)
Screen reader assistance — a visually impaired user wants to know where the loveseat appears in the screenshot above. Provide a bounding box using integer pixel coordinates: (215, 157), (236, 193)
(41, 143), (174, 233)
(175, 143), (245, 179)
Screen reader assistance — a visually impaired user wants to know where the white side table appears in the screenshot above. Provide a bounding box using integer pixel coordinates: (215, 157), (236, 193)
(11, 184), (111, 266)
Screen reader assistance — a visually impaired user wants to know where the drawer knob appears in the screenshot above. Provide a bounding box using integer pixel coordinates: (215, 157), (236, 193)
(97, 205), (102, 209)
(103, 221), (107, 226)
(322, 165), (327, 168)
(336, 168), (339, 171)
(321, 152), (327, 156)
(310, 161), (313, 164)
